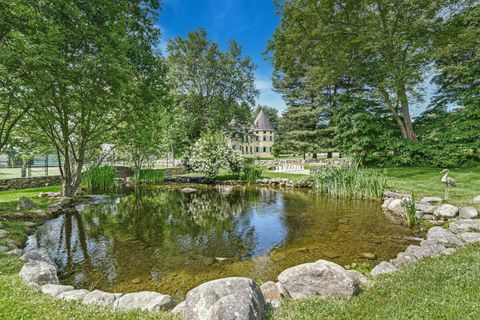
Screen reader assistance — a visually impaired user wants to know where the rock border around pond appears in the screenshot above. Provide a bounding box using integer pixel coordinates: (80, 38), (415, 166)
(14, 192), (480, 320)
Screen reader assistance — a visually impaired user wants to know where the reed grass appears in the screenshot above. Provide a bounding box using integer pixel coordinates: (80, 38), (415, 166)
(82, 165), (119, 191)
(133, 169), (164, 184)
(312, 161), (386, 200)
(403, 198), (417, 227)
(241, 159), (263, 183)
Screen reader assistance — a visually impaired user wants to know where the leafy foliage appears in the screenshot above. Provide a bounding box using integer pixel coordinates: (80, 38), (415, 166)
(182, 131), (244, 179)
(133, 169), (164, 184)
(241, 158), (263, 183)
(82, 166), (118, 192)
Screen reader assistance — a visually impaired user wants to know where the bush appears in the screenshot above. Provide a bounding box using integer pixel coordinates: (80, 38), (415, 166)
(82, 165), (118, 191)
(312, 161), (385, 199)
(182, 131), (244, 179)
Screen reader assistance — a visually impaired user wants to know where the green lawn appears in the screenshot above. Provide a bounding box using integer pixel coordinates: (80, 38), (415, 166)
(269, 245), (480, 320)
(383, 167), (480, 207)
(0, 167), (61, 179)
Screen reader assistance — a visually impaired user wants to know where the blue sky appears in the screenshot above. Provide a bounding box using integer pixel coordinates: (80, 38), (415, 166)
(158, 0), (287, 111)
(158, 0), (432, 116)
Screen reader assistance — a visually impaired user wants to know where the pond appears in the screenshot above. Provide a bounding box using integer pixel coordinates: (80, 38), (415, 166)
(26, 185), (415, 298)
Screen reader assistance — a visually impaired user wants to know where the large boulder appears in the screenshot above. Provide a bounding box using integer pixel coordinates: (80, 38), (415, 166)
(83, 290), (123, 307)
(433, 204), (459, 219)
(426, 227), (464, 248)
(184, 277), (265, 320)
(449, 219), (480, 234)
(370, 261), (398, 277)
(19, 261), (59, 285)
(17, 196), (36, 210)
(459, 207), (478, 219)
(172, 301), (186, 316)
(21, 248), (54, 265)
(113, 291), (176, 312)
(277, 260), (359, 300)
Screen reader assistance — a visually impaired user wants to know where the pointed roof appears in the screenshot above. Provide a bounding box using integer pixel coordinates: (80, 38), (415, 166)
(252, 110), (275, 131)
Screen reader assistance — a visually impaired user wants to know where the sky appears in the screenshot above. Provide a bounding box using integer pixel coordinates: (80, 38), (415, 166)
(158, 0), (287, 111)
(158, 0), (432, 117)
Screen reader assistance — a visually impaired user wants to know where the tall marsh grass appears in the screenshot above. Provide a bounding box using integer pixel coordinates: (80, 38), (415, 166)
(133, 169), (164, 184)
(404, 198), (417, 227)
(82, 165), (118, 191)
(312, 161), (386, 200)
(241, 159), (263, 183)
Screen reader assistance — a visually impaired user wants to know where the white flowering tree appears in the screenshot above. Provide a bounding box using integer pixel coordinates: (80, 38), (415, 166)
(182, 131), (243, 179)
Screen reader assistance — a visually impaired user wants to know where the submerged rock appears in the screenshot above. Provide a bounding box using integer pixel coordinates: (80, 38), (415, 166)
(371, 261), (398, 277)
(360, 252), (377, 260)
(19, 261), (59, 285)
(184, 277), (265, 320)
(459, 207), (478, 219)
(277, 260), (359, 300)
(113, 291), (176, 312)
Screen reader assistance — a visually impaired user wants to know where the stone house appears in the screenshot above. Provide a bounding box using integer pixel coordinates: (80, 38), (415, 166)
(230, 110), (276, 157)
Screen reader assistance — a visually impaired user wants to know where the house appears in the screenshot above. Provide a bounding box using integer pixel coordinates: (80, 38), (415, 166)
(230, 110), (276, 157)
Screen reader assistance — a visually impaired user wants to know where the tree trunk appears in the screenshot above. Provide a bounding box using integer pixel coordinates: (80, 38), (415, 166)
(312, 153), (317, 159)
(21, 160), (27, 178)
(327, 151), (333, 159)
(397, 82), (417, 141)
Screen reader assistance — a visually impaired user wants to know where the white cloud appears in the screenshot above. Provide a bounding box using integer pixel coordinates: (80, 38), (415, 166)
(255, 74), (286, 111)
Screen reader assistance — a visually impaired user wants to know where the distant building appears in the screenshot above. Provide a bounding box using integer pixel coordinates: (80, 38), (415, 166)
(230, 110), (276, 157)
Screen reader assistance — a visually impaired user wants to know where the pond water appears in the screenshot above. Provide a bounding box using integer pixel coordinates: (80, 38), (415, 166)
(26, 185), (415, 298)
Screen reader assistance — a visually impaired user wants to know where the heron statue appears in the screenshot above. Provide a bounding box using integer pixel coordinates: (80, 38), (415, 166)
(441, 169), (456, 200)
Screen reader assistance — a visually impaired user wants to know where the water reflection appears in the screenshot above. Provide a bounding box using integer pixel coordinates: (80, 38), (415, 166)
(26, 185), (413, 297)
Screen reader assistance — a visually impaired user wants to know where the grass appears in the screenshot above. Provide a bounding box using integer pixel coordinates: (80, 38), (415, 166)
(133, 169), (165, 184)
(269, 245), (480, 320)
(82, 165), (118, 192)
(311, 162), (386, 200)
(0, 254), (176, 320)
(403, 199), (417, 227)
(383, 167), (480, 207)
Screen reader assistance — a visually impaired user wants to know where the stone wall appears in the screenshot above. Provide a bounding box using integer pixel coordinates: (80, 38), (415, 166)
(0, 176), (62, 191)
(114, 166), (187, 179)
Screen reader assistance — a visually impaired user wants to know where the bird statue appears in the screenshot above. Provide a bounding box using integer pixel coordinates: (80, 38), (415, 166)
(441, 169), (456, 200)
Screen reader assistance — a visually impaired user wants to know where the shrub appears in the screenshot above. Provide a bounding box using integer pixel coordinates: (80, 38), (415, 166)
(133, 169), (164, 184)
(311, 161), (385, 199)
(182, 131), (244, 179)
(82, 165), (118, 191)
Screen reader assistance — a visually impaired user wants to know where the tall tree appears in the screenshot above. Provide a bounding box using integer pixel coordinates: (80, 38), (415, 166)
(24, 0), (163, 196)
(167, 29), (258, 142)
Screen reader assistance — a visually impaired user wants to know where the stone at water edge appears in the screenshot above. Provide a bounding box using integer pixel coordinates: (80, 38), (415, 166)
(113, 291), (176, 312)
(426, 227), (464, 248)
(16, 196), (36, 210)
(387, 199), (404, 215)
(416, 203), (438, 214)
(184, 277), (265, 320)
(458, 232), (480, 244)
(390, 252), (418, 267)
(260, 281), (284, 309)
(56, 289), (90, 301)
(404, 244), (438, 260)
(459, 207), (478, 219)
(381, 198), (393, 210)
(83, 290), (123, 307)
(449, 219), (480, 234)
(370, 261), (398, 277)
(7, 249), (23, 257)
(42, 284), (75, 298)
(473, 196), (480, 204)
(21, 248), (54, 265)
(19, 261), (59, 285)
(277, 260), (359, 300)
(419, 197), (443, 205)
(0, 229), (7, 238)
(0, 246), (9, 253)
(433, 204), (459, 219)
(181, 188), (197, 193)
(346, 270), (368, 284)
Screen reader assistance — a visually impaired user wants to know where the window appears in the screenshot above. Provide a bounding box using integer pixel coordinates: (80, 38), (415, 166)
(255, 147), (259, 153)
(263, 136), (266, 141)
(264, 131), (266, 134)
(269, 136), (272, 141)
(263, 147), (267, 152)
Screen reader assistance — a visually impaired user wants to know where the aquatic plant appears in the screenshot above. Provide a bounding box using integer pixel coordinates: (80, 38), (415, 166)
(133, 169), (164, 184)
(311, 161), (386, 200)
(241, 158), (263, 183)
(403, 198), (417, 227)
(82, 165), (118, 191)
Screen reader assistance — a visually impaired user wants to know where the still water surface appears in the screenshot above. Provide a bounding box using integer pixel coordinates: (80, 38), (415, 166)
(27, 185), (414, 298)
